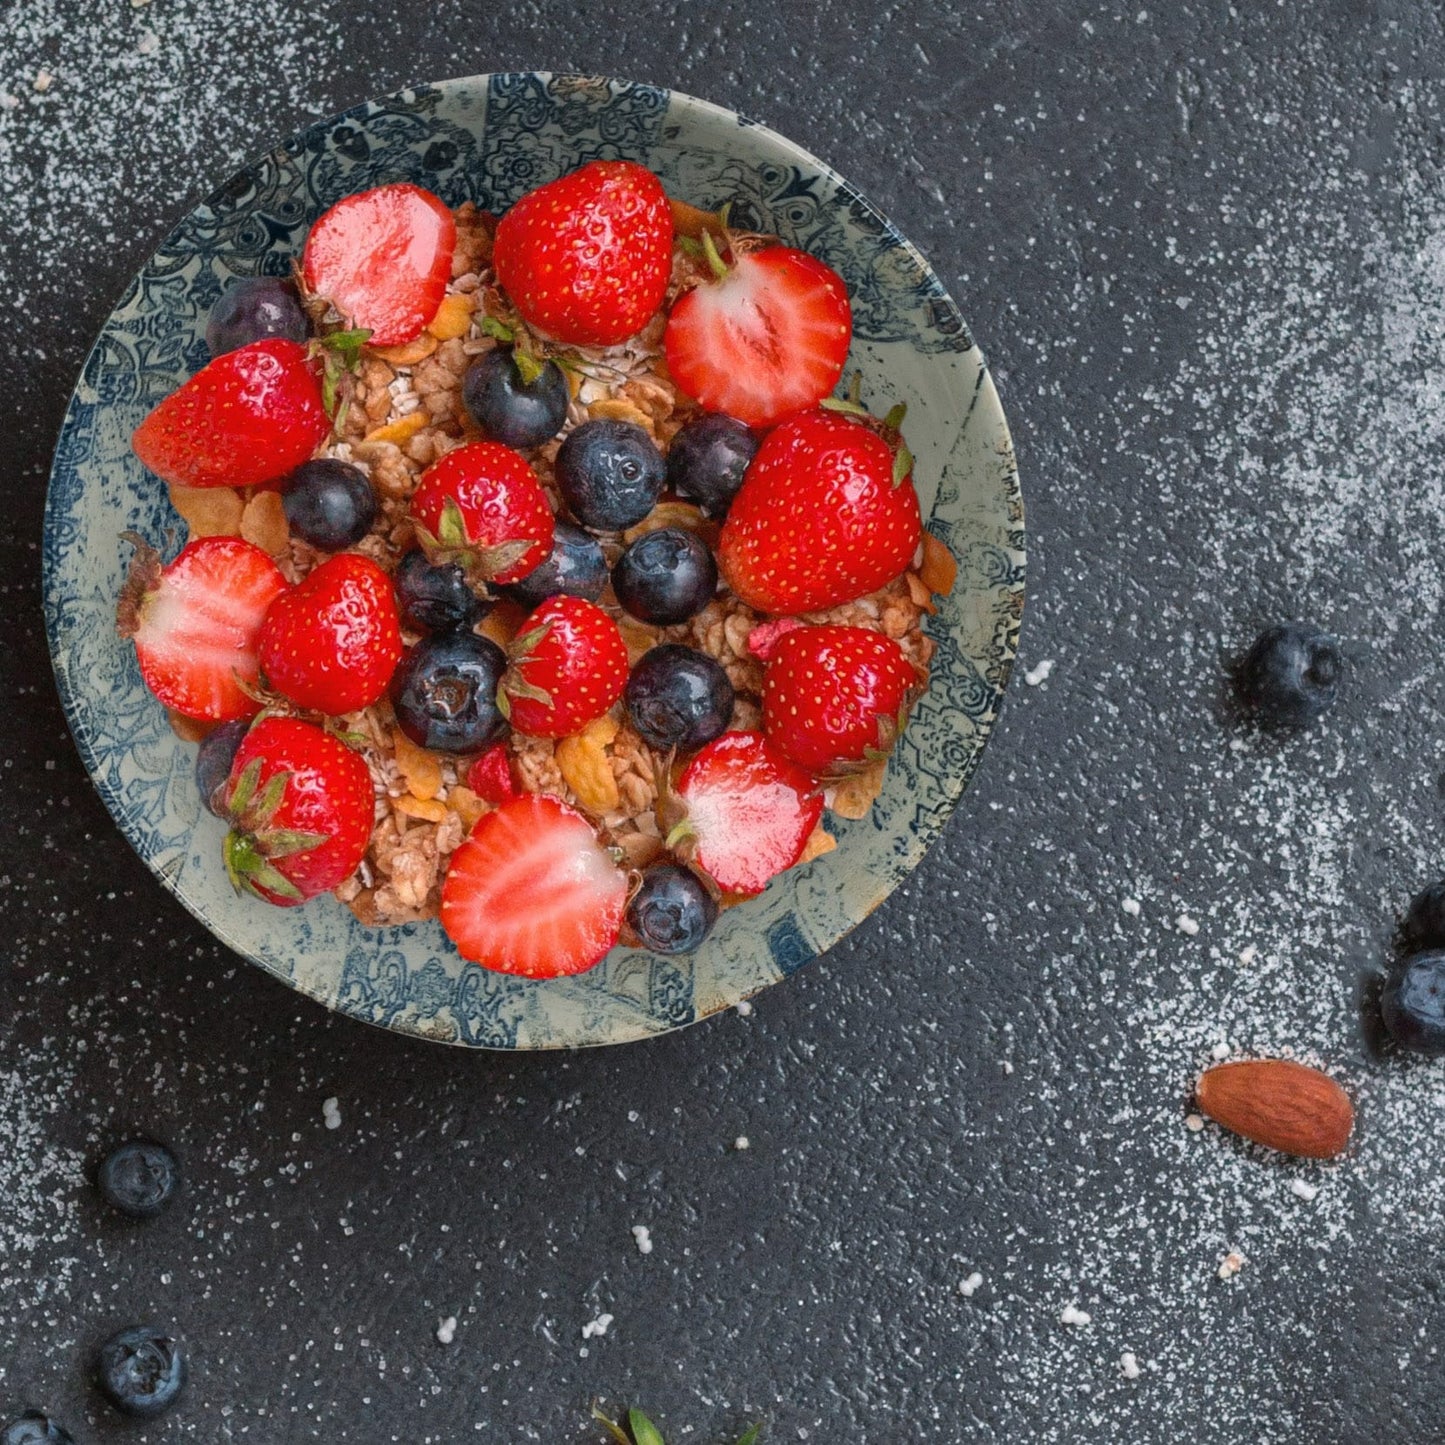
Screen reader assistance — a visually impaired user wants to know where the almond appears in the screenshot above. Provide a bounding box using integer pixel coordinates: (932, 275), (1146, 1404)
(1194, 1058), (1353, 1159)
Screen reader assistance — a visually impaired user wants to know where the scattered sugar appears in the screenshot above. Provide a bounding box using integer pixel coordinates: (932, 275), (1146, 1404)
(959, 1272), (984, 1298)
(1023, 658), (1055, 686)
(1290, 1180), (1320, 1203)
(1121, 897), (1141, 917)
(1183, 1113), (1205, 1133)
(435, 1316), (457, 1346)
(322, 1097), (342, 1131)
(1119, 1351), (1141, 1380)
(734, 1000), (753, 1016)
(1059, 1304), (1091, 1328)
(631, 1224), (653, 1256)
(581, 1312), (614, 1340)
(733, 1135), (750, 1151)
(1217, 1251), (1247, 1281)
(1174, 914), (1199, 936)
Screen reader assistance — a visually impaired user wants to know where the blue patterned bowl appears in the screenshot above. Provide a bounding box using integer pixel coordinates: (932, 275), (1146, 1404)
(43, 74), (1023, 1049)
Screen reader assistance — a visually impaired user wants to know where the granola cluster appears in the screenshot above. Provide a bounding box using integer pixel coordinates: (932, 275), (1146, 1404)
(167, 201), (951, 928)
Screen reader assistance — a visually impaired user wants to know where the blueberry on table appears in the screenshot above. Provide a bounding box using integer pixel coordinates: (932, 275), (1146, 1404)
(394, 549), (489, 634)
(461, 348), (570, 450)
(194, 719), (250, 818)
(97, 1139), (179, 1219)
(205, 276), (309, 357)
(1237, 623), (1341, 726)
(391, 632), (508, 753)
(1, 1414), (75, 1444)
(624, 644), (734, 752)
(1381, 950), (1445, 1056)
(627, 863), (719, 954)
(612, 527), (718, 625)
(96, 1326), (186, 1417)
(280, 458), (378, 552)
(555, 419), (665, 531)
(1402, 881), (1445, 951)
(666, 412), (758, 519)
(503, 521), (608, 609)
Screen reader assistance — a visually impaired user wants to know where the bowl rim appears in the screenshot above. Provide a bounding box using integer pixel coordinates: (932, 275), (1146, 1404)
(43, 71), (1025, 1048)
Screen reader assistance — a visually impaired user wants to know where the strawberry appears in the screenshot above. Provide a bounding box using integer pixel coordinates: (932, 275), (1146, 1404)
(664, 237), (852, 427)
(762, 624), (920, 775)
(409, 441), (555, 587)
(131, 338), (329, 491)
(301, 184), (456, 347)
(465, 744), (517, 805)
(717, 407), (921, 613)
(258, 553), (402, 714)
(665, 730), (822, 896)
(499, 596), (629, 739)
(441, 792), (626, 976)
(746, 615), (804, 663)
(492, 160), (673, 346)
(115, 533), (288, 721)
(221, 715), (373, 906)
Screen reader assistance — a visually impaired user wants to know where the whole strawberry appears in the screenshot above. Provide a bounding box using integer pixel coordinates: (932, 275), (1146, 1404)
(665, 236), (852, 428)
(410, 441), (555, 587)
(717, 407), (921, 613)
(500, 596), (629, 739)
(132, 338), (329, 491)
(493, 160), (673, 346)
(221, 716), (373, 905)
(115, 534), (289, 721)
(762, 625), (920, 774)
(258, 553), (402, 714)
(664, 730), (822, 896)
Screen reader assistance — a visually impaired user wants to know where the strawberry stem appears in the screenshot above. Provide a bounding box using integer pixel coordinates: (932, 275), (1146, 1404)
(115, 532), (163, 639)
(700, 227), (730, 281)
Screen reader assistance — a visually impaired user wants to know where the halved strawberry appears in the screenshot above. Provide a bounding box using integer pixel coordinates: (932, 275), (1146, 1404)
(131, 338), (329, 491)
(500, 595), (629, 739)
(762, 624), (921, 774)
(492, 160), (673, 346)
(664, 239), (852, 428)
(665, 730), (823, 896)
(717, 407), (921, 613)
(441, 793), (626, 976)
(222, 716), (374, 906)
(115, 534), (289, 721)
(301, 184), (456, 347)
(409, 441), (555, 587)
(258, 553), (402, 715)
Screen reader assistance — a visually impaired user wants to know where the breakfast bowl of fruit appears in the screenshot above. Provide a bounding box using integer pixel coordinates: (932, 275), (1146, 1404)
(43, 73), (1023, 1048)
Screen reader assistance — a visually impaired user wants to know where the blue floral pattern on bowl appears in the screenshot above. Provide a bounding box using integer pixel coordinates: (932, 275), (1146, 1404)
(43, 74), (1024, 1049)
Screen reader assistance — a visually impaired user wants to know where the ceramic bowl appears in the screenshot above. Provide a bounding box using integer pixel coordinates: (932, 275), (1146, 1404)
(43, 73), (1024, 1048)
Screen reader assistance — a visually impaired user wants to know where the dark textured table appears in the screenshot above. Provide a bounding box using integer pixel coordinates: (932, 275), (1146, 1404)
(5, 2), (1445, 1440)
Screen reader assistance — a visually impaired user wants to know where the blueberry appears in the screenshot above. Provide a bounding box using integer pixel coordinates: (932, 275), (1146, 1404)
(1237, 623), (1342, 726)
(96, 1325), (186, 1418)
(195, 719), (249, 818)
(1402, 881), (1445, 951)
(280, 459), (377, 552)
(391, 632), (507, 753)
(97, 1139), (179, 1219)
(612, 527), (718, 625)
(627, 863), (719, 954)
(205, 276), (309, 357)
(666, 413), (759, 519)
(394, 549), (488, 634)
(1382, 950), (1445, 1056)
(555, 420), (665, 531)
(502, 521), (608, 609)
(461, 348), (569, 450)
(624, 644), (734, 752)
(1, 1414), (75, 1445)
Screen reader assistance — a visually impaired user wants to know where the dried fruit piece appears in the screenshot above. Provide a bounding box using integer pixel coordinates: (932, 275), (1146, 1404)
(240, 489), (290, 556)
(587, 396), (655, 431)
(1195, 1058), (1353, 1160)
(364, 411), (429, 446)
(168, 483), (244, 537)
(395, 794), (448, 823)
(392, 728), (443, 800)
(427, 292), (475, 341)
(798, 824), (837, 864)
(621, 501), (717, 546)
(826, 757), (888, 820)
(368, 334), (439, 366)
(556, 730), (621, 815)
(919, 531), (958, 596)
(582, 713), (620, 749)
(449, 785), (487, 830)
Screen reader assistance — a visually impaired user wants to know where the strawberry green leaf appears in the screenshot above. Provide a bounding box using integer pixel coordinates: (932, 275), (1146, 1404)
(479, 315), (515, 343)
(258, 829), (330, 859)
(892, 442), (914, 487)
(627, 1409), (666, 1445)
(819, 396), (870, 418)
(735, 1427), (762, 1445)
(437, 496), (470, 549)
(246, 857), (306, 902)
(226, 756), (263, 817)
(513, 348), (545, 386)
(248, 770), (290, 829)
(882, 400), (908, 431)
(700, 227), (730, 281)
(589, 1406), (632, 1445)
